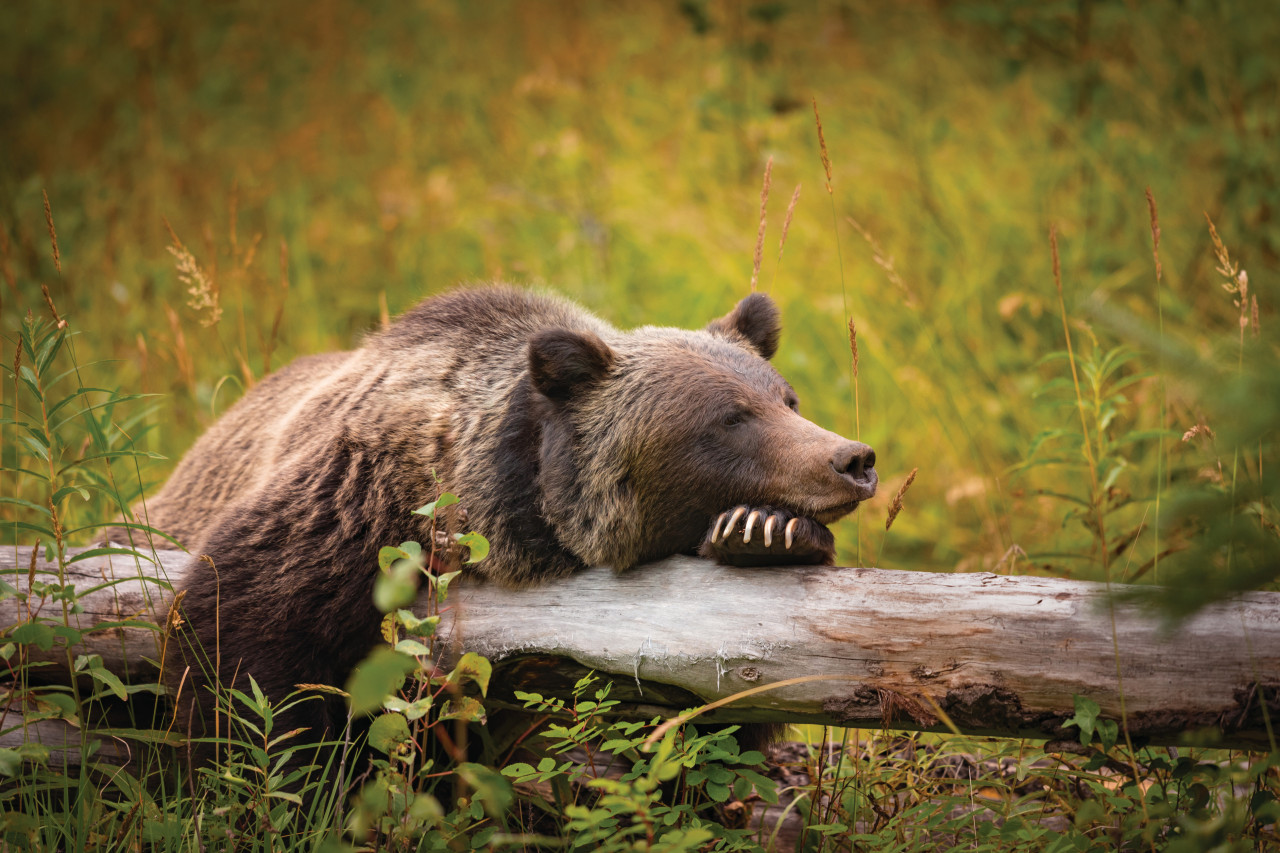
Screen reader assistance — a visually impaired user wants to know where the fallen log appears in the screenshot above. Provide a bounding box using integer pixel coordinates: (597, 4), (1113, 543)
(2, 546), (1278, 754)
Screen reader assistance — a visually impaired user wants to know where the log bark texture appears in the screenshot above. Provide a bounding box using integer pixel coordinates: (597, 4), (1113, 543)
(3, 546), (1279, 751)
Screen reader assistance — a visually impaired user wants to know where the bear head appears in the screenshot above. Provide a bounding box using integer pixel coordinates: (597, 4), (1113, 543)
(527, 293), (877, 570)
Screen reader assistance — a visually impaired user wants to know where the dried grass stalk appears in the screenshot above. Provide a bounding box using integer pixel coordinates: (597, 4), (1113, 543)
(885, 467), (918, 531)
(42, 190), (61, 274)
(752, 157), (773, 292)
(778, 184), (801, 261)
(847, 317), (859, 379)
(1204, 212), (1236, 281)
(847, 217), (916, 306)
(1182, 423), (1216, 444)
(1204, 212), (1254, 338)
(264, 239), (290, 374)
(812, 98), (833, 194)
(165, 219), (222, 327)
(40, 284), (67, 330)
(164, 304), (196, 392)
(1145, 187), (1162, 283)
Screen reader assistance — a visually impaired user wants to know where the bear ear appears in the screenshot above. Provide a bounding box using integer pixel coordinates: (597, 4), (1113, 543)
(706, 292), (781, 360)
(528, 329), (615, 401)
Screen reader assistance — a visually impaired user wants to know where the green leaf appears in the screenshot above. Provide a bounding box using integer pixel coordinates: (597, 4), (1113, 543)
(66, 521), (185, 549)
(433, 569), (462, 603)
(373, 558), (421, 613)
(20, 436), (50, 461)
(703, 764), (732, 784)
(51, 392), (160, 433)
(394, 639), (431, 656)
(1096, 719), (1119, 751)
(50, 485), (91, 506)
(396, 609), (439, 637)
(35, 330), (65, 375)
(1101, 460), (1128, 492)
(0, 749), (21, 776)
(0, 496), (52, 517)
(378, 540), (423, 571)
(1063, 694), (1100, 746)
(10, 622), (55, 652)
(438, 696), (487, 723)
(367, 712), (411, 754)
(68, 547), (157, 565)
(456, 762), (513, 818)
(57, 449), (166, 476)
(705, 780), (730, 802)
(19, 366), (41, 395)
(378, 545), (412, 571)
(33, 691), (77, 719)
(73, 653), (102, 671)
(346, 647), (417, 716)
(448, 652), (492, 697)
(455, 531), (490, 564)
(51, 624), (83, 645)
(414, 493), (459, 519)
(87, 667), (129, 701)
(4, 521), (55, 539)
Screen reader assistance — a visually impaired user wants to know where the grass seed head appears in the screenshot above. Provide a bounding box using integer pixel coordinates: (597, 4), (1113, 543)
(886, 467), (918, 531)
(1204, 212), (1240, 283)
(778, 183), (801, 261)
(165, 223), (222, 328)
(40, 284), (67, 329)
(1145, 187), (1162, 282)
(1182, 423), (1216, 444)
(847, 317), (859, 378)
(751, 156), (772, 292)
(42, 189), (61, 274)
(812, 97), (832, 194)
(1050, 224), (1062, 299)
(1251, 294), (1260, 338)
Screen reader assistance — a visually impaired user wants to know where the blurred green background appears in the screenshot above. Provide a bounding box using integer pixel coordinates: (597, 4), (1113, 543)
(3, 0), (1277, 582)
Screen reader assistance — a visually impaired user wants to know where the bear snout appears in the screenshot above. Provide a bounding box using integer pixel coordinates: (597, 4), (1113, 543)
(831, 441), (878, 496)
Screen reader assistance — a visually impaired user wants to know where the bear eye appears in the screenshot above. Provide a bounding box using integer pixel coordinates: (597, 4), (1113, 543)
(785, 394), (800, 413)
(722, 410), (748, 428)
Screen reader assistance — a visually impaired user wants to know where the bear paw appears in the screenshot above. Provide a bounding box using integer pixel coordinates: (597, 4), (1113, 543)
(699, 505), (836, 567)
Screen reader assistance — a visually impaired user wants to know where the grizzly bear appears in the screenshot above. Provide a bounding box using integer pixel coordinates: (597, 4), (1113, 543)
(143, 286), (877, 758)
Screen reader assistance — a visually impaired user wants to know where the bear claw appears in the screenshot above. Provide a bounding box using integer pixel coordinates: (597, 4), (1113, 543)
(700, 504), (836, 567)
(713, 506), (746, 544)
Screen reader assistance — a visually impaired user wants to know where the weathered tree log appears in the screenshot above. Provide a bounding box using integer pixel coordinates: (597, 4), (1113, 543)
(3, 546), (1279, 753)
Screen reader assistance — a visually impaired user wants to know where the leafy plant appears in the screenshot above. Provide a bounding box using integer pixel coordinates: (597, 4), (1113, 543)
(503, 673), (778, 851)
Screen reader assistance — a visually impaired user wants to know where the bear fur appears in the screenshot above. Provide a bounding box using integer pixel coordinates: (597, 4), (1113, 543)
(142, 286), (877, 752)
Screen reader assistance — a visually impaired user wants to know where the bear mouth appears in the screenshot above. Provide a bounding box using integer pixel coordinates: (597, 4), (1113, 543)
(808, 472), (877, 524)
(811, 499), (864, 525)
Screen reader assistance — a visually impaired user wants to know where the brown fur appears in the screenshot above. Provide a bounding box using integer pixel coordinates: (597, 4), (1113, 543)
(143, 286), (877, 757)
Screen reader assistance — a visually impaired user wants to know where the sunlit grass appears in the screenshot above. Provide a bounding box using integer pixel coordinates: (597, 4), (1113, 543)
(5, 3), (1275, 585)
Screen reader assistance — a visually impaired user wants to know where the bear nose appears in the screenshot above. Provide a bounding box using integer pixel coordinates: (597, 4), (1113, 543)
(832, 441), (876, 481)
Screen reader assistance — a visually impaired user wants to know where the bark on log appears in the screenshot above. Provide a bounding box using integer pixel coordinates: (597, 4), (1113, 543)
(3, 546), (1279, 752)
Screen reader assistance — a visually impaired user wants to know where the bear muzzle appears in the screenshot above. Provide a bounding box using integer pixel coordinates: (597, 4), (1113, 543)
(763, 412), (879, 522)
(831, 440), (877, 494)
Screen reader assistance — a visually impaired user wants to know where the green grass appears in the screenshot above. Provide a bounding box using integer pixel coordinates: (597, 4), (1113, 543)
(2, 1), (1279, 849)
